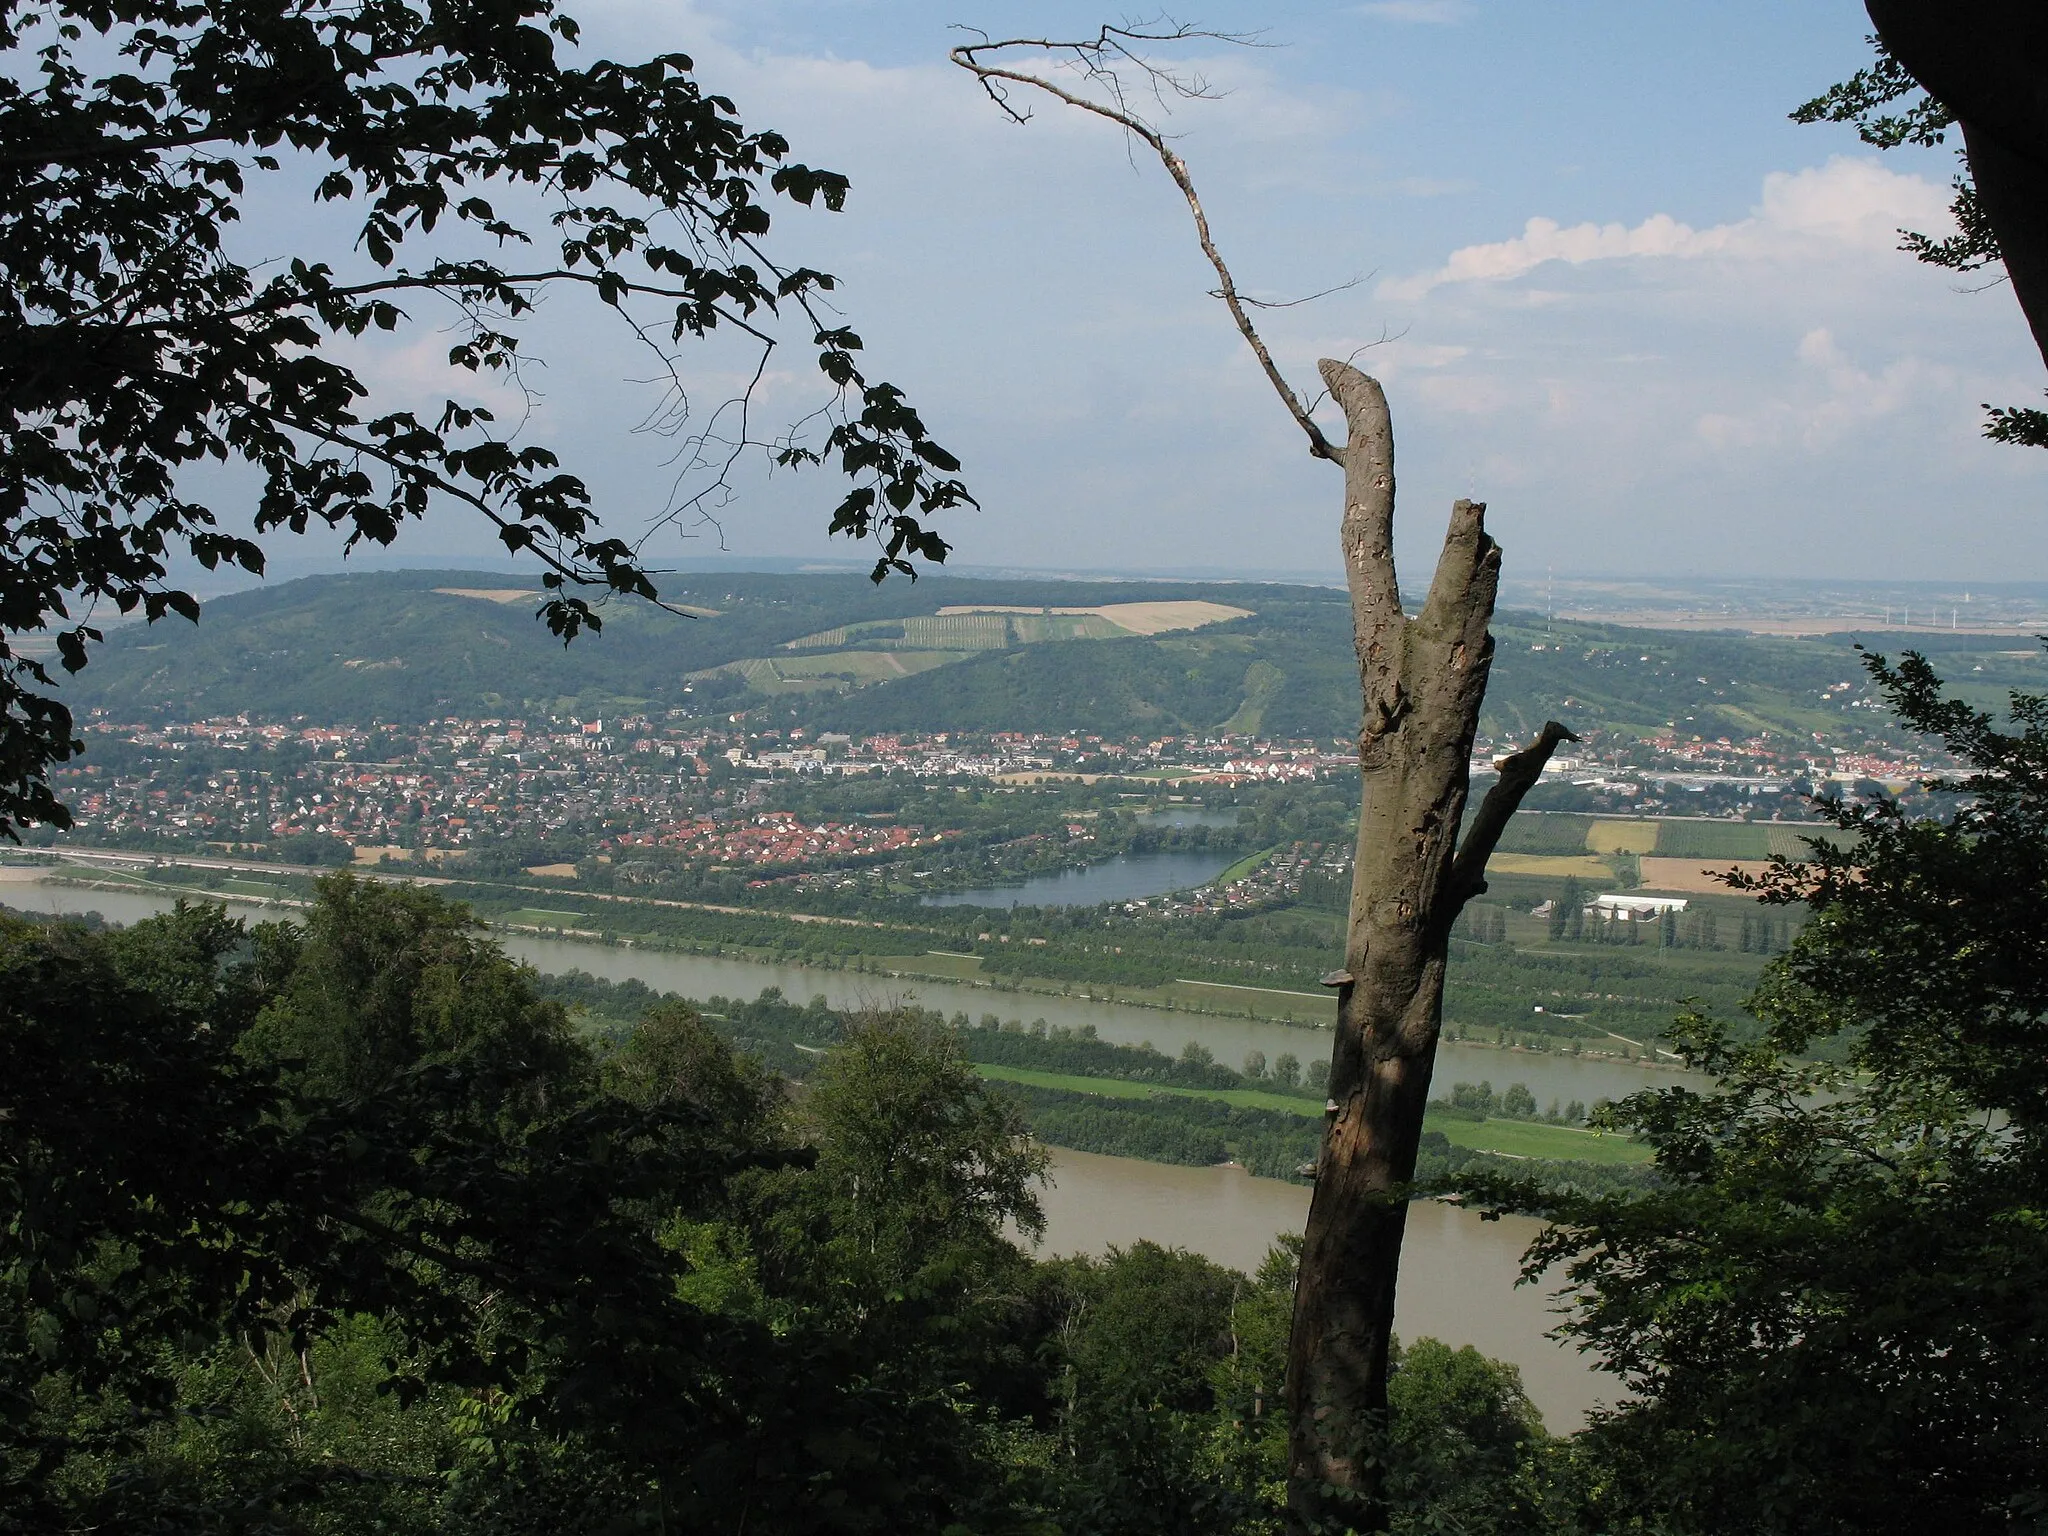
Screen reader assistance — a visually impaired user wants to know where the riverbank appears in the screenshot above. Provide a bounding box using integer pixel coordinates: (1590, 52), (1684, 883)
(974, 1063), (1651, 1165)
(9, 864), (1698, 1101)
(19, 862), (1692, 1075)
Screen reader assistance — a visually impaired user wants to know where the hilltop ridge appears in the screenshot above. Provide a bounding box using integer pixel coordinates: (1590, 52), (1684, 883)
(58, 567), (2043, 748)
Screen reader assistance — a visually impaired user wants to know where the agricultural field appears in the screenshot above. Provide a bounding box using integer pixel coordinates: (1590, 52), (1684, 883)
(934, 599), (1252, 635)
(694, 650), (972, 695)
(1586, 821), (1659, 854)
(1487, 854), (1617, 878)
(1496, 812), (1851, 862)
(1637, 858), (1777, 893)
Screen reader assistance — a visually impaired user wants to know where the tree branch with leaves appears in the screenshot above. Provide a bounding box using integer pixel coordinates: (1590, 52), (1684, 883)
(0, 0), (974, 834)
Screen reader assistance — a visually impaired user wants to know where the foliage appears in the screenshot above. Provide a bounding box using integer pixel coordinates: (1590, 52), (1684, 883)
(0, 866), (1733, 1532)
(1794, 32), (2048, 450)
(0, 1), (970, 835)
(0, 876), (1072, 1533)
(1470, 651), (2048, 1533)
(799, 1009), (1049, 1256)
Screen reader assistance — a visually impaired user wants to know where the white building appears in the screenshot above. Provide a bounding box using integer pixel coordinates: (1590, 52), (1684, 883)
(1588, 893), (1687, 919)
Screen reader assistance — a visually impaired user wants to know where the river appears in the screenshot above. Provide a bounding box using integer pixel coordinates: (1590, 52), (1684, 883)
(1035, 1148), (1611, 1426)
(12, 873), (1646, 1426)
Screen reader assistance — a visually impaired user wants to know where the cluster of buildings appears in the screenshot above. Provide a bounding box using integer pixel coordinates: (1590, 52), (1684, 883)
(51, 700), (1934, 869)
(613, 810), (953, 868)
(59, 714), (716, 850)
(726, 730), (1351, 785)
(1471, 727), (1934, 808)
(50, 711), (1354, 861)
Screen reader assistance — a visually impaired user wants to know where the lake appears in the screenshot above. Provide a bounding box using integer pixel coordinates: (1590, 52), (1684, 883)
(10, 873), (1657, 1427)
(922, 850), (1236, 909)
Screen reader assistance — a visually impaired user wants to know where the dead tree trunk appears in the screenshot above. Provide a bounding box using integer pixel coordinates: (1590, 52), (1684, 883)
(1283, 361), (1574, 1529)
(945, 35), (1578, 1527)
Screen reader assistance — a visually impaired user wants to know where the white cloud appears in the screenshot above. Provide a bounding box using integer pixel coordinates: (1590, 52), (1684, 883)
(1356, 156), (2045, 578)
(1692, 328), (1952, 453)
(1384, 157), (1952, 300)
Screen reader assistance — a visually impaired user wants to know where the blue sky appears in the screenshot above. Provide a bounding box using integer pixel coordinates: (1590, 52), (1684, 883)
(265, 1), (2048, 587)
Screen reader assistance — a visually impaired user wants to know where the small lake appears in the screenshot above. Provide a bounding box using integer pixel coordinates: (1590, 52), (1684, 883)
(923, 850), (1235, 909)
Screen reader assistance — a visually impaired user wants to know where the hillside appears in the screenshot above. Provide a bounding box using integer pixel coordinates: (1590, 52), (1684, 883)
(60, 567), (2046, 743)
(61, 570), (1271, 725)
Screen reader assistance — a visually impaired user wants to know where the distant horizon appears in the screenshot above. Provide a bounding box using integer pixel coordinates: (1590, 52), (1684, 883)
(183, 551), (2048, 601)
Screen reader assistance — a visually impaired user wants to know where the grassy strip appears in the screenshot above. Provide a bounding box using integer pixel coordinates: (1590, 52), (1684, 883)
(1173, 977), (1327, 1003)
(979, 1063), (1320, 1116)
(45, 866), (160, 888)
(1211, 845), (1278, 886)
(974, 1064), (1651, 1166)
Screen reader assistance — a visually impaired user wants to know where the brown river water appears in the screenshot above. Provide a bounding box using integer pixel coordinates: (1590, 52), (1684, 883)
(12, 875), (1648, 1426)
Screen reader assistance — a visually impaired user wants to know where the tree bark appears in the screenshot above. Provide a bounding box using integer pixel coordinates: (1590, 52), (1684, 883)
(1282, 362), (1574, 1529)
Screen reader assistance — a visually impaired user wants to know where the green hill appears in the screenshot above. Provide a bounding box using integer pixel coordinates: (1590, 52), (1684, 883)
(58, 567), (2045, 742)
(61, 570), (1272, 725)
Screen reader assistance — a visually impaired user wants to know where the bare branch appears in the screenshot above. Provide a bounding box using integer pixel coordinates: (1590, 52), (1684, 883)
(951, 26), (1343, 463)
(1222, 272), (1368, 310)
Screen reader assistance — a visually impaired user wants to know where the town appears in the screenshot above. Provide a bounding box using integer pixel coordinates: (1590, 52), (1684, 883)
(42, 702), (1928, 875)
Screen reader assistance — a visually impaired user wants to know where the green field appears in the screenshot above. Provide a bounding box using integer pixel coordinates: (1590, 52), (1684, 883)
(1767, 825), (1845, 859)
(48, 866), (160, 888)
(1650, 820), (1776, 859)
(974, 1064), (1652, 1165)
(977, 1062), (1320, 1116)
(702, 650), (974, 696)
(1486, 853), (1616, 878)
(865, 952), (1341, 1026)
(1212, 845), (1278, 885)
(895, 950), (987, 981)
(1494, 813), (1856, 863)
(216, 879), (291, 899)
(502, 907), (593, 926)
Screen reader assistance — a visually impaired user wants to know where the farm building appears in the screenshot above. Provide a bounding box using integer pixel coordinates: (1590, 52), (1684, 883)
(1588, 893), (1688, 919)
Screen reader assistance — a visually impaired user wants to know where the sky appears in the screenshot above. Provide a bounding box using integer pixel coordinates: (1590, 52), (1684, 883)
(242, 0), (2048, 588)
